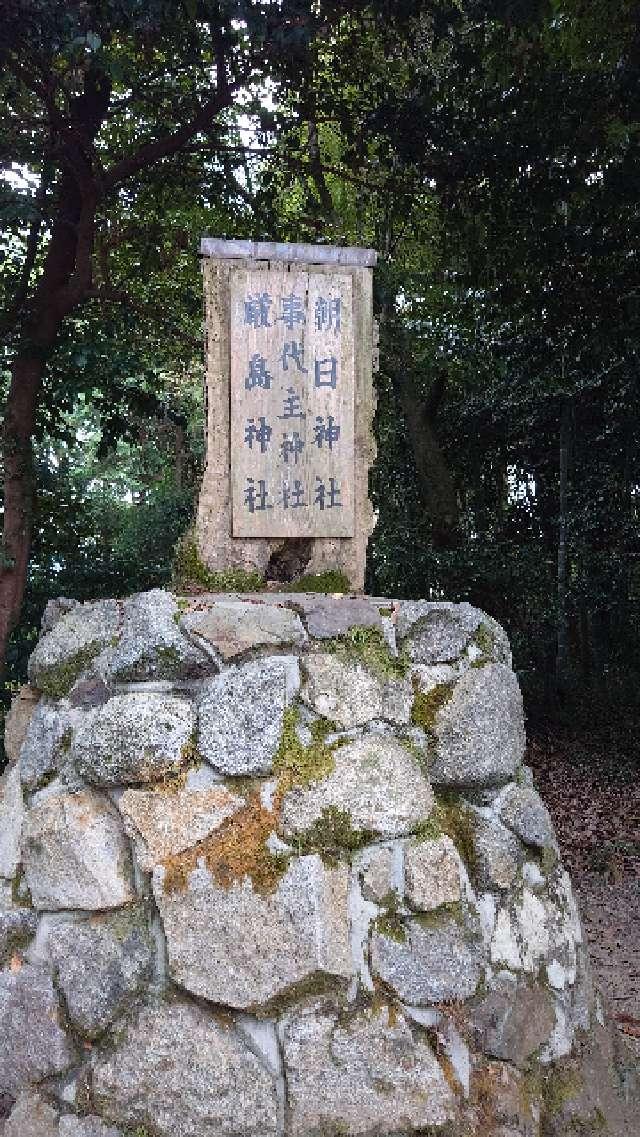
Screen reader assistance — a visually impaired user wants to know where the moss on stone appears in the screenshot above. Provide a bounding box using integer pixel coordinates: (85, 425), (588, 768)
(468, 622), (495, 668)
(11, 871), (33, 909)
(543, 1065), (584, 1116)
(59, 727), (73, 753)
(294, 806), (373, 861)
(284, 570), (352, 593)
(273, 707), (338, 789)
(374, 891), (407, 943)
(179, 728), (200, 767)
(172, 533), (265, 593)
(37, 643), (103, 698)
(435, 795), (478, 874)
(414, 901), (464, 930)
(412, 814), (443, 842)
(410, 679), (456, 731)
(378, 606), (393, 617)
(161, 789), (288, 897)
(539, 843), (560, 874)
(324, 626), (408, 681)
(154, 644), (184, 670)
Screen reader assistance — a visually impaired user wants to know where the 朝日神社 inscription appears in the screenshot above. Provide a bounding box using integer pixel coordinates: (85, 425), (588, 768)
(230, 269), (355, 537)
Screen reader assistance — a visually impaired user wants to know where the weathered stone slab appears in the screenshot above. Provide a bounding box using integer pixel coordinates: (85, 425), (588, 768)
(153, 854), (352, 1010)
(91, 1001), (279, 1137)
(47, 908), (153, 1037)
(498, 784), (556, 848)
(280, 1000), (455, 1135)
(109, 590), (212, 681)
(28, 600), (120, 698)
(371, 912), (483, 1004)
(71, 693), (194, 787)
(3, 685), (40, 765)
(181, 599), (306, 660)
(280, 737), (434, 843)
(197, 656), (300, 775)
(301, 654), (412, 729)
(22, 791), (134, 911)
(0, 964), (75, 1094)
(396, 602), (483, 661)
(118, 784), (244, 870)
(429, 664), (525, 788)
(3, 1091), (59, 1137)
(404, 836), (462, 911)
(0, 766), (23, 879)
(18, 700), (77, 791)
(471, 971), (556, 1067)
(471, 814), (523, 890)
(397, 602), (512, 669)
(303, 597), (383, 639)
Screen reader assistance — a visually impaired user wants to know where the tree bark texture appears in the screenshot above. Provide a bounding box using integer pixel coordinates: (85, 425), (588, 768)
(392, 364), (460, 549)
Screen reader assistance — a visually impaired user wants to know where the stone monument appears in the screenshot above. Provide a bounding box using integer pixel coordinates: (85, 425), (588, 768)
(1, 591), (638, 1136)
(195, 240), (377, 590)
(0, 239), (637, 1137)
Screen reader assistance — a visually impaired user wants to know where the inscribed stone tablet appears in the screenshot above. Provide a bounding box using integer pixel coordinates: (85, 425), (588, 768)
(230, 268), (355, 537)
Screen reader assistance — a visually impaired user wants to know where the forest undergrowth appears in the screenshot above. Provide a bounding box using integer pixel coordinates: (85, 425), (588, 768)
(526, 695), (640, 1056)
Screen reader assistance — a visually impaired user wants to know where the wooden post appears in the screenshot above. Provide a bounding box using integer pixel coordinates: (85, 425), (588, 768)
(195, 240), (377, 590)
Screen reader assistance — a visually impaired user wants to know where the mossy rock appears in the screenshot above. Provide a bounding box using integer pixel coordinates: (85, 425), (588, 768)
(324, 625), (408, 681)
(434, 794), (478, 873)
(410, 679), (456, 731)
(468, 621), (496, 668)
(293, 805), (374, 862)
(36, 643), (103, 699)
(172, 532), (265, 593)
(273, 706), (339, 789)
(284, 570), (352, 593)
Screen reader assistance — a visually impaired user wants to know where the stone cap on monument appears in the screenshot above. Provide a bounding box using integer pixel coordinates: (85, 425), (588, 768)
(194, 238), (378, 593)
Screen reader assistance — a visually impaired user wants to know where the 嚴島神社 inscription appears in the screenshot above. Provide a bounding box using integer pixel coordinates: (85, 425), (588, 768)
(230, 268), (355, 538)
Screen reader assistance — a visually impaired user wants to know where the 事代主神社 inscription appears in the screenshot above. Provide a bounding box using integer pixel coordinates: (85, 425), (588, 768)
(230, 268), (355, 538)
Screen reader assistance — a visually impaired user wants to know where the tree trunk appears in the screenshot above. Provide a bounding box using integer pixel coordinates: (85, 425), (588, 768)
(555, 398), (571, 702)
(392, 366), (460, 549)
(0, 171), (97, 679)
(0, 357), (44, 675)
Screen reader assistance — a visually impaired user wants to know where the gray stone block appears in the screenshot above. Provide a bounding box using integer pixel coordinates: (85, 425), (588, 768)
(0, 965), (75, 1095)
(91, 1001), (279, 1136)
(22, 791), (134, 911)
(71, 693), (195, 787)
(47, 908), (153, 1037)
(280, 999), (455, 1135)
(197, 656), (300, 775)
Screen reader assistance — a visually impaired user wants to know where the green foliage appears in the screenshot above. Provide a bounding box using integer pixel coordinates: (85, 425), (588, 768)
(2, 0), (640, 730)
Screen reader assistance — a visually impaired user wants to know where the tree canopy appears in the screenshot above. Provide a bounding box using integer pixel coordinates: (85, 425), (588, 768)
(2, 0), (640, 744)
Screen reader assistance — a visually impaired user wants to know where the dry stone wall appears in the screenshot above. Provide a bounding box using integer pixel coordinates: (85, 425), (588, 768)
(1, 589), (637, 1137)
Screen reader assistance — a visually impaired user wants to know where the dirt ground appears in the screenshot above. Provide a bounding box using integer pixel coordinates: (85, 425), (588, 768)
(527, 718), (640, 1059)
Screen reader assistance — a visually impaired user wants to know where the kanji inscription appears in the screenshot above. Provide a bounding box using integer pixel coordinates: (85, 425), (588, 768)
(230, 269), (355, 537)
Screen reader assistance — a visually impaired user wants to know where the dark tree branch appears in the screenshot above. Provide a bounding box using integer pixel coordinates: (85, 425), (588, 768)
(104, 84), (236, 188)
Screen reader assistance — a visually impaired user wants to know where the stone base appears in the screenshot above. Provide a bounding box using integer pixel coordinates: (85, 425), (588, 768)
(1, 590), (637, 1136)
